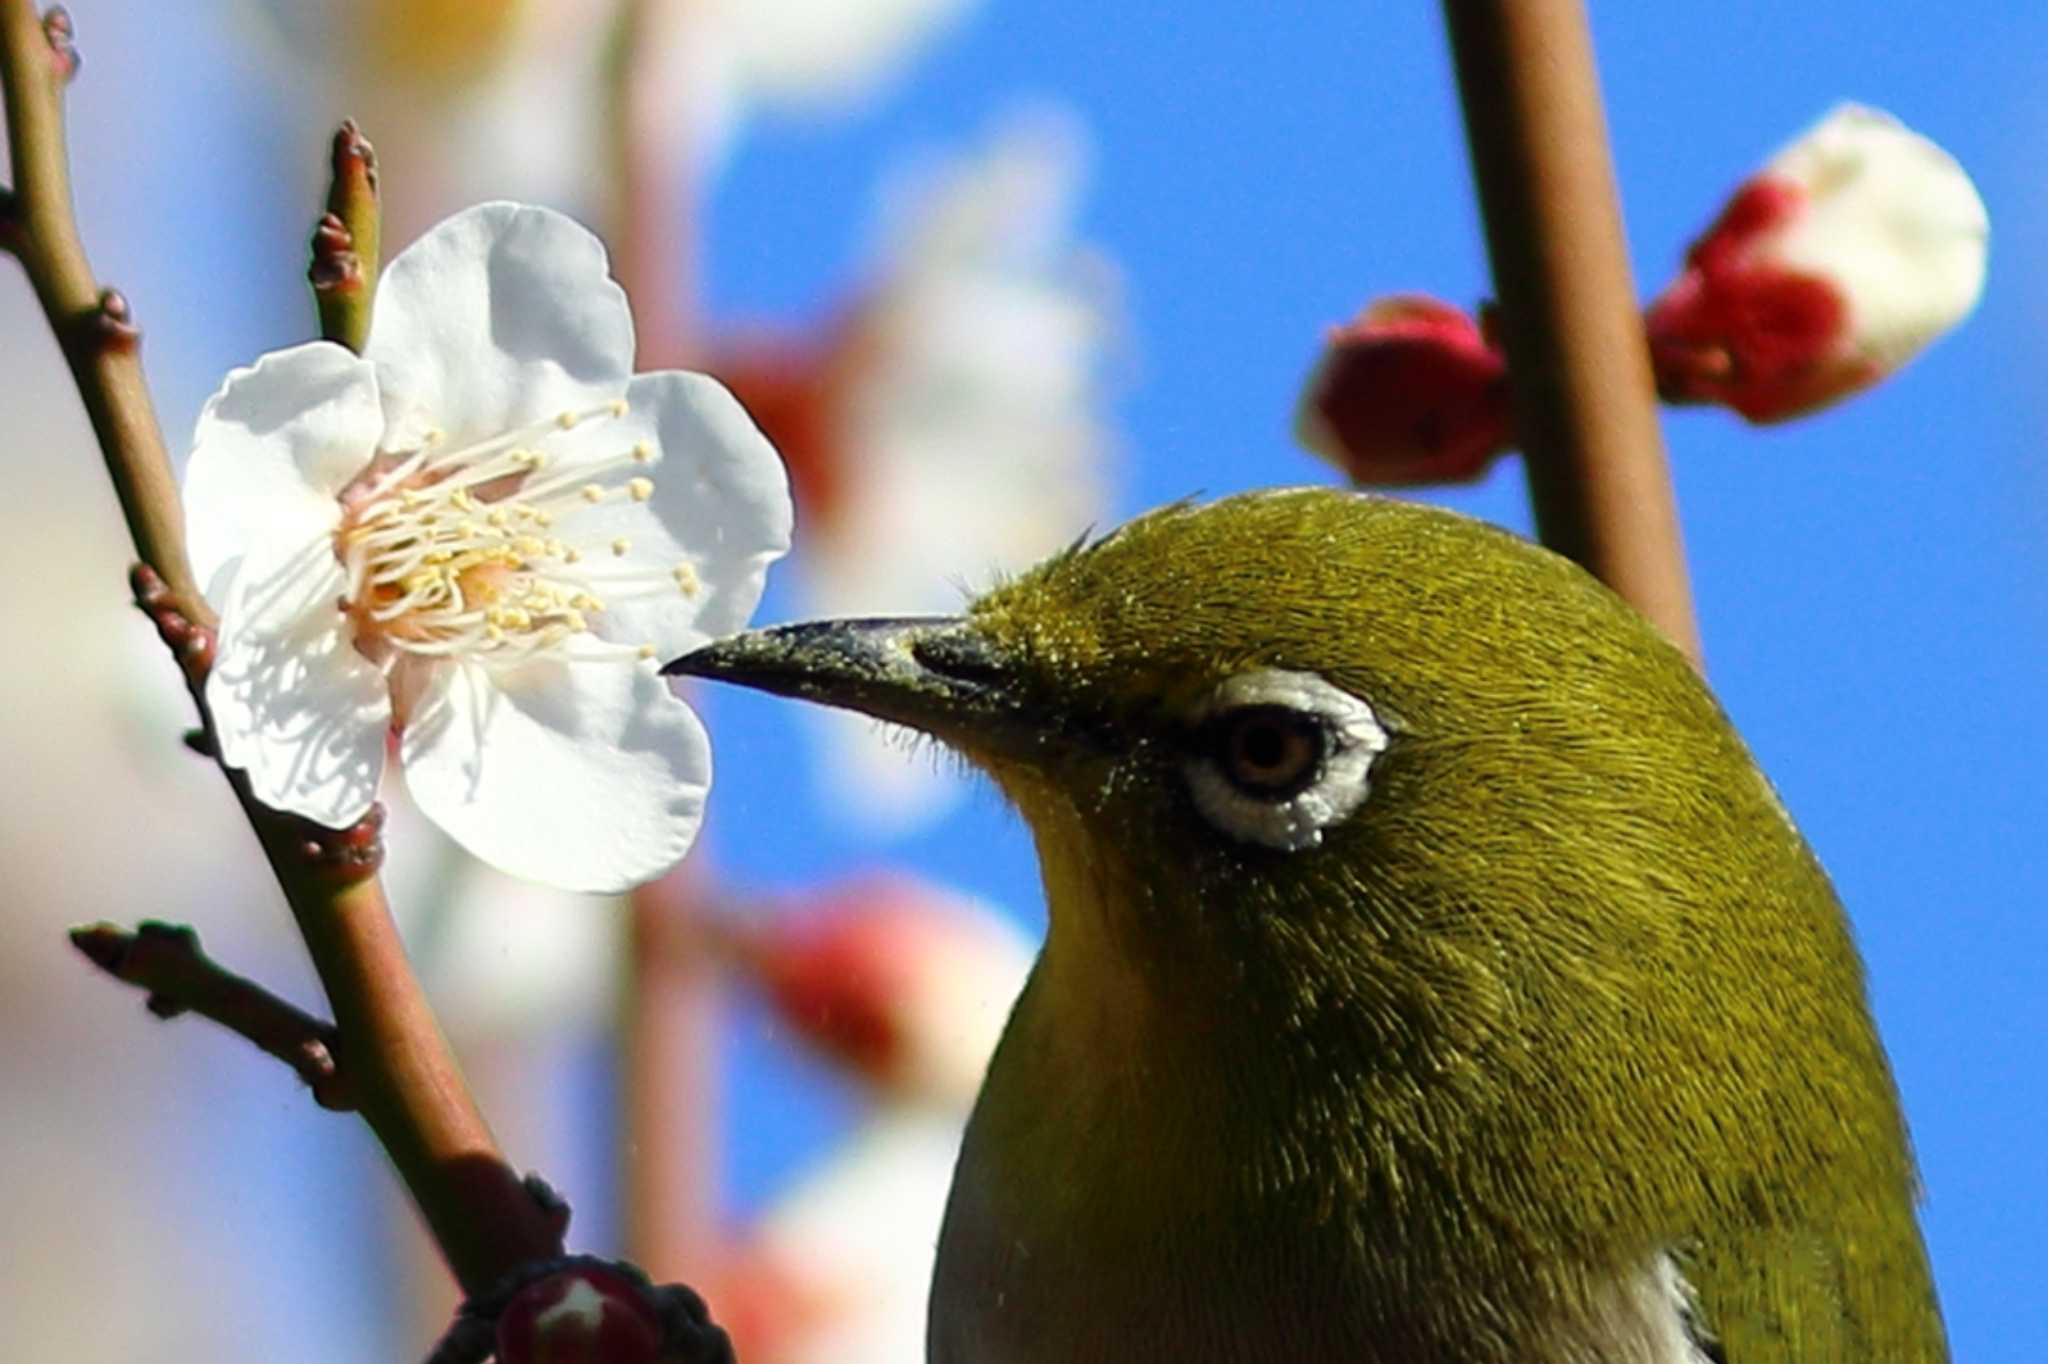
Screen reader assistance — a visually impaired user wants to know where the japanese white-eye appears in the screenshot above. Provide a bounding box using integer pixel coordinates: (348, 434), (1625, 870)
(666, 487), (1943, 1363)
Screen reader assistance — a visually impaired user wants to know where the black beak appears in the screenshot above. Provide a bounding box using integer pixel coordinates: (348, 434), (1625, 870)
(663, 616), (1031, 751)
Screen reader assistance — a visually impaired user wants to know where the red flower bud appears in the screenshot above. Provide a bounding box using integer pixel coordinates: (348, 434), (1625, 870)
(496, 1264), (664, 1364)
(1295, 295), (1514, 486)
(1645, 104), (1986, 424)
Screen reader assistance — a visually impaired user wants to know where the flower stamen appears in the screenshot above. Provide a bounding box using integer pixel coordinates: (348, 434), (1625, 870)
(332, 398), (696, 668)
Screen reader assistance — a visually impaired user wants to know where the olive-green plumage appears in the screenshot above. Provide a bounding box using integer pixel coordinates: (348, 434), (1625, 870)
(669, 487), (1944, 1363)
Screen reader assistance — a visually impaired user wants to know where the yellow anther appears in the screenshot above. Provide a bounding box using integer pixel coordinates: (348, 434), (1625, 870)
(672, 562), (701, 597)
(631, 441), (654, 463)
(563, 609), (588, 632)
(581, 484), (606, 504)
(556, 410), (580, 430)
(573, 593), (604, 612)
(637, 644), (658, 660)
(562, 547), (582, 564)
(486, 508), (511, 528)
(627, 478), (654, 502)
(606, 397), (629, 417)
(611, 537), (632, 557)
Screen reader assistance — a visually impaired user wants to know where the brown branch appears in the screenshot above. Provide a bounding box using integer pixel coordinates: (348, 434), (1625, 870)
(0, 2), (205, 624)
(605, 0), (699, 367)
(127, 569), (565, 1303)
(2, 9), (567, 1304)
(69, 920), (356, 1110)
(1441, 0), (1703, 668)
(622, 865), (725, 1279)
(248, 807), (566, 1296)
(604, 0), (723, 1282)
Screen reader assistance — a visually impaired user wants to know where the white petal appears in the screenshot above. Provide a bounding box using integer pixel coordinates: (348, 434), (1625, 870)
(557, 370), (793, 653)
(184, 344), (379, 604)
(364, 203), (638, 452)
(204, 531), (390, 827)
(399, 659), (709, 894)
(1766, 104), (1988, 370)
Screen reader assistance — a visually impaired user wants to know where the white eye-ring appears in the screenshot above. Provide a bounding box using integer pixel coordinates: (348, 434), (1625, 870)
(1182, 669), (1389, 851)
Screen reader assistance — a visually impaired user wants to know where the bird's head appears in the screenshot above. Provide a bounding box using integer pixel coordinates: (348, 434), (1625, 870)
(670, 485), (1746, 950)
(668, 487), (1871, 1224)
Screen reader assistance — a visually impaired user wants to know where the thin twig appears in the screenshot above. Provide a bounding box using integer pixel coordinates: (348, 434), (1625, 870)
(606, 0), (698, 367)
(70, 920), (356, 1109)
(623, 871), (724, 1278)
(0, 1), (204, 622)
(1441, 0), (1703, 668)
(311, 119), (379, 353)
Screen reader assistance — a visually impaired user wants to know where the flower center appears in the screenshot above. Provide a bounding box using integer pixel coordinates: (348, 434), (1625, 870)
(334, 399), (695, 668)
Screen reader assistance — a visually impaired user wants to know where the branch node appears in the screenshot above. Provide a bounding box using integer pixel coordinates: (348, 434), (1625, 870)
(130, 561), (214, 686)
(522, 1172), (575, 1242)
(427, 1255), (732, 1364)
(330, 118), (379, 202)
(275, 801), (388, 883)
(308, 211), (363, 292)
(87, 286), (140, 353)
(68, 919), (356, 1109)
(40, 4), (77, 83)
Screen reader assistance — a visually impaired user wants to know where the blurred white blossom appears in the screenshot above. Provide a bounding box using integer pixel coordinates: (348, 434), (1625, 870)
(721, 111), (1120, 831)
(185, 203), (791, 892)
(248, 0), (982, 220)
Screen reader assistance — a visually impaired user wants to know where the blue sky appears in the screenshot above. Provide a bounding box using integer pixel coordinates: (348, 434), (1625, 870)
(7, 2), (2042, 1359)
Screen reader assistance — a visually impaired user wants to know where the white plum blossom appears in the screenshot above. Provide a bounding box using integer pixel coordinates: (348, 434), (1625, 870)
(1646, 104), (1988, 423)
(184, 203), (792, 893)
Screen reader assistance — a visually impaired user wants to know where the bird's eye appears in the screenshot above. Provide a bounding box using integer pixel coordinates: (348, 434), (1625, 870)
(1207, 705), (1327, 799)
(1181, 669), (1389, 852)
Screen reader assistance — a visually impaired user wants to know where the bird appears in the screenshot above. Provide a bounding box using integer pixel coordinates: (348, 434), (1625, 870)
(664, 486), (1945, 1364)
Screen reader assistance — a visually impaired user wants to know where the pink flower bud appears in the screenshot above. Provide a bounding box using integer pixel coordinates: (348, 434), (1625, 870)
(739, 876), (1032, 1108)
(1294, 295), (1514, 486)
(496, 1265), (664, 1364)
(1646, 104), (1987, 423)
